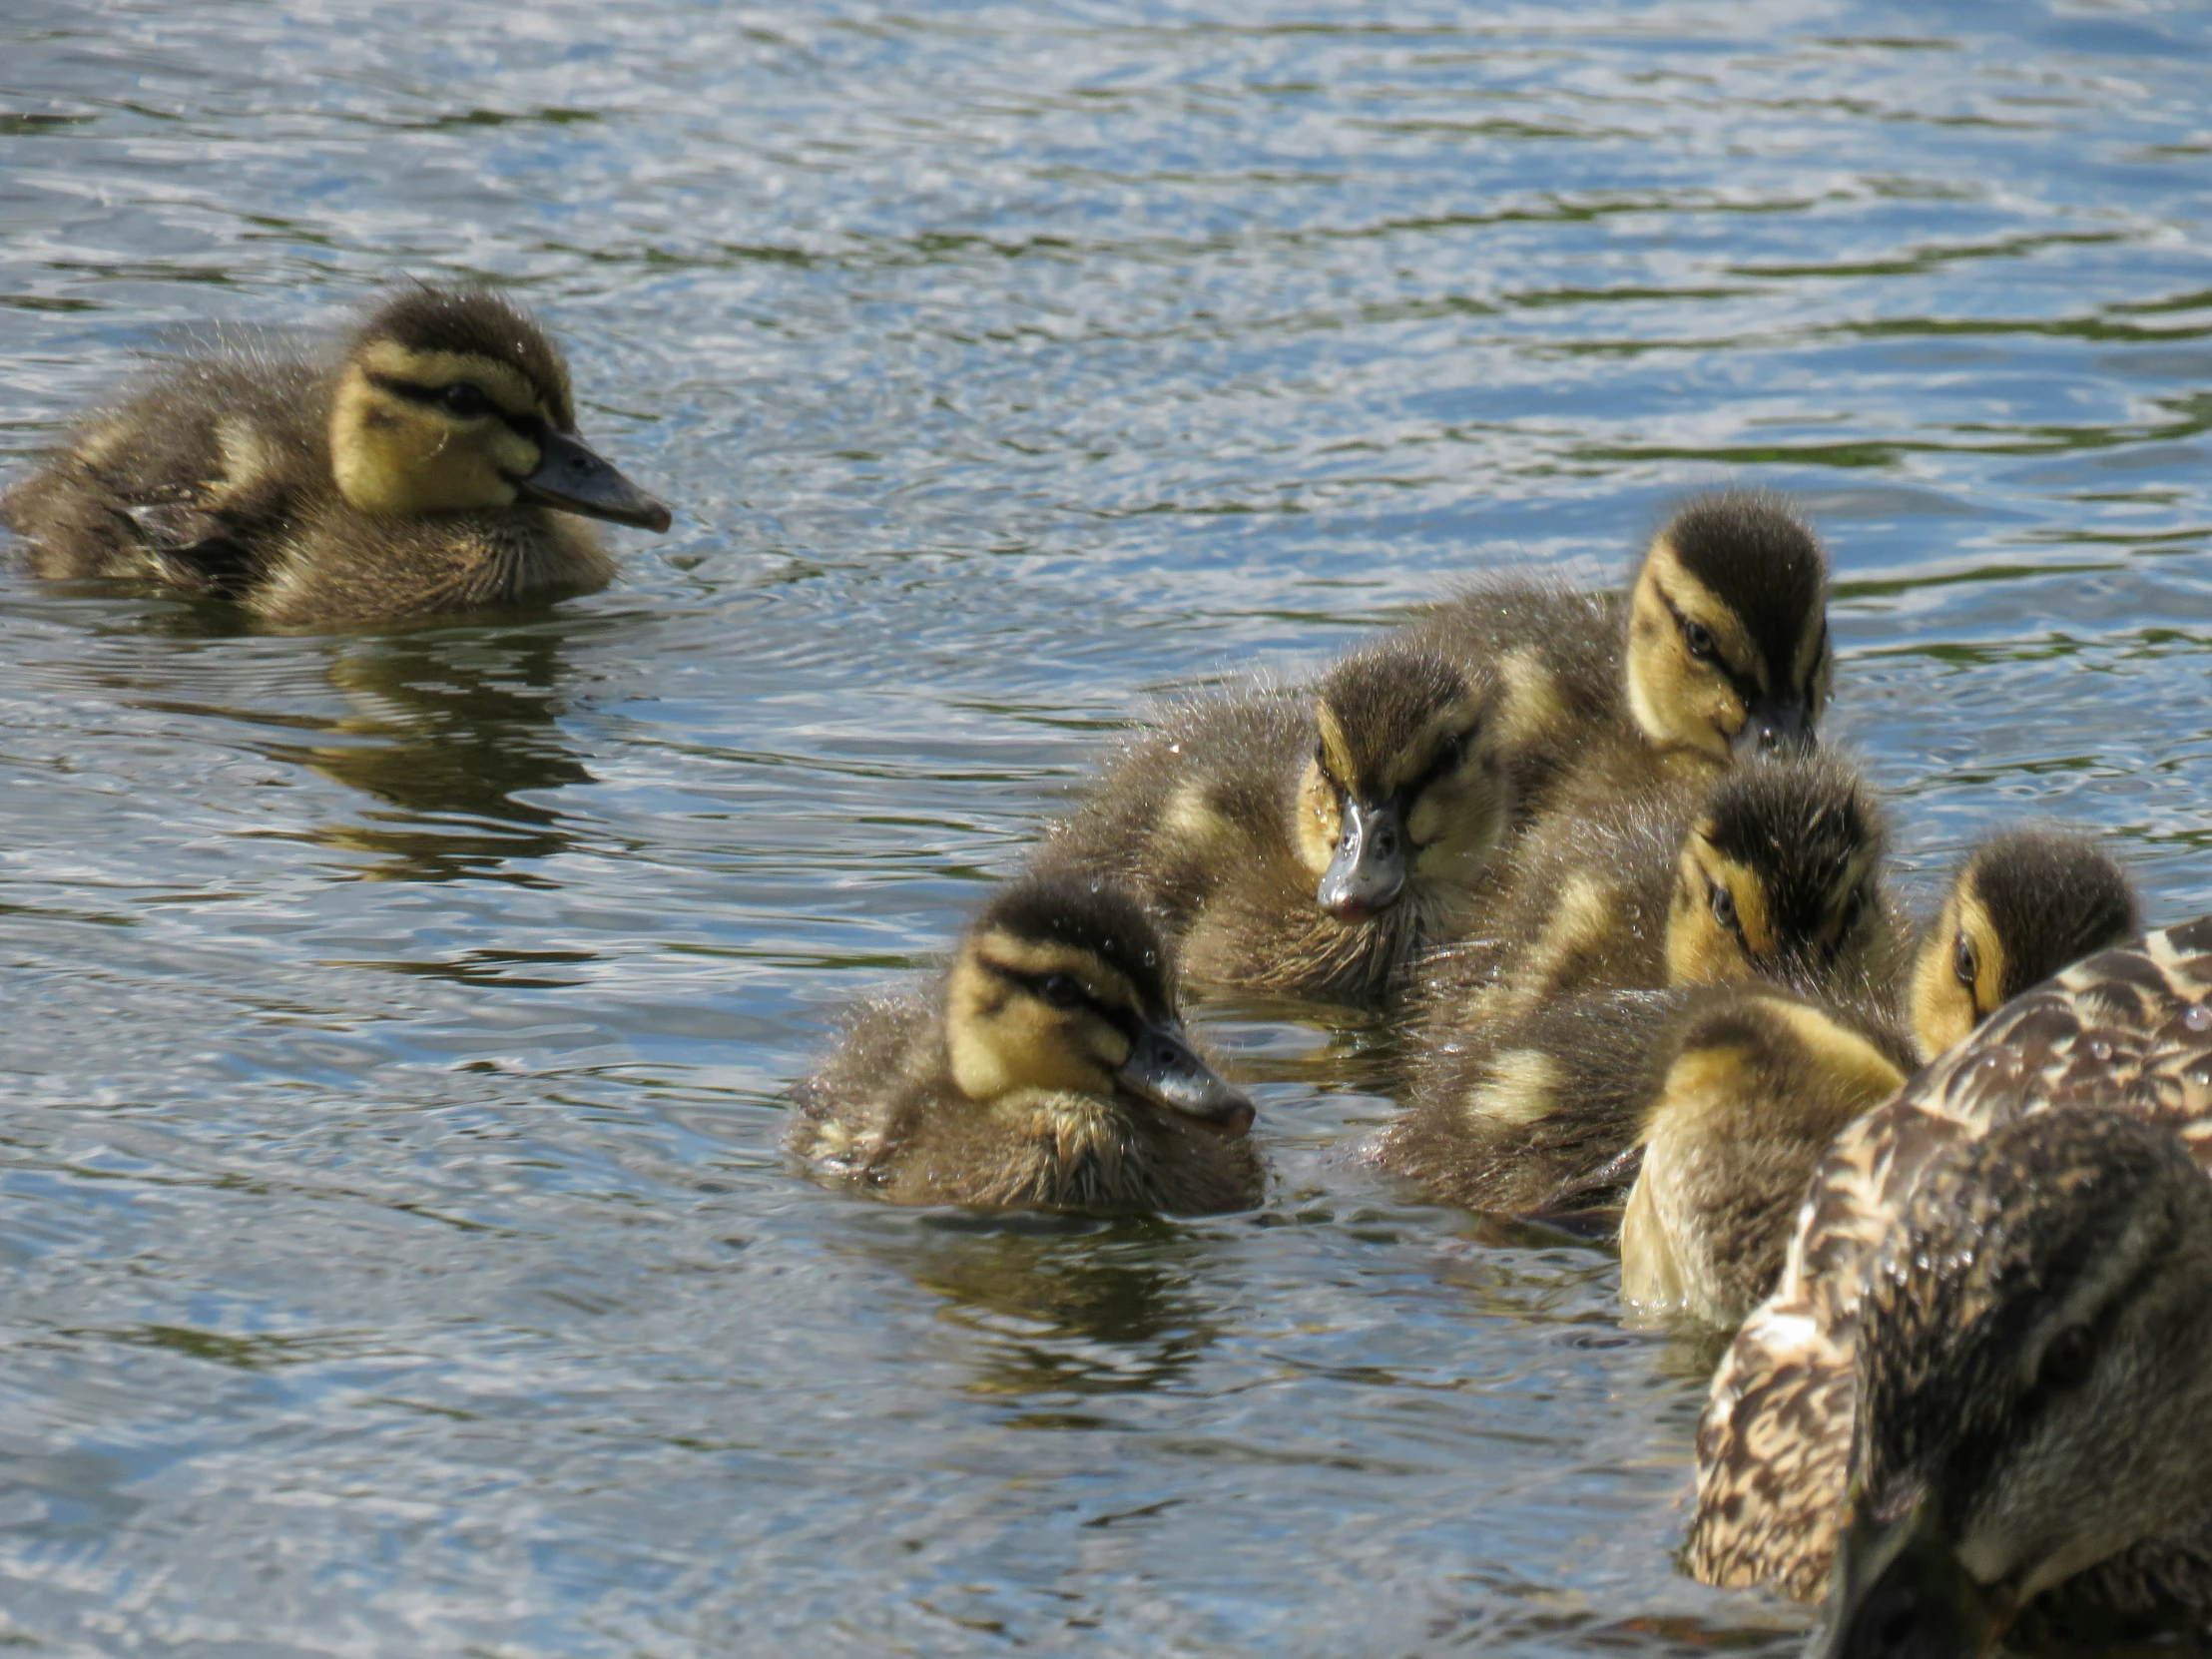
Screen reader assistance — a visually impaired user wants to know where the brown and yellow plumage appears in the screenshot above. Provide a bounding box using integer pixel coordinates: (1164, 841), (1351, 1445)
(1687, 914), (2212, 1640)
(789, 874), (1262, 1216)
(1619, 829), (2138, 1330)
(1402, 490), (1833, 821)
(1379, 751), (1900, 1215)
(1034, 644), (1509, 1007)
(2, 284), (668, 628)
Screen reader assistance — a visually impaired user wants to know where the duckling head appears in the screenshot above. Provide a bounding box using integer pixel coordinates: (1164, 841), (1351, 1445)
(1908, 830), (2140, 1065)
(944, 876), (1253, 1133)
(1294, 648), (1507, 923)
(1817, 1109), (2212, 1658)
(1665, 752), (1889, 988)
(1624, 491), (1831, 761)
(328, 284), (670, 531)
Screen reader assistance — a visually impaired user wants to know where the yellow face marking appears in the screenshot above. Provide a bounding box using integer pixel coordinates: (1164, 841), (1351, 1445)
(1294, 756), (1342, 880)
(1312, 698), (1361, 795)
(1405, 727), (1507, 893)
(943, 935), (1142, 1108)
(1365, 694), (1477, 799)
(1907, 885), (2004, 1063)
(329, 343), (552, 518)
(1667, 838), (1774, 985)
(1648, 541), (1758, 677)
(1461, 1047), (1563, 1126)
(966, 929), (1139, 1016)
(353, 341), (545, 421)
(1624, 538), (1756, 758)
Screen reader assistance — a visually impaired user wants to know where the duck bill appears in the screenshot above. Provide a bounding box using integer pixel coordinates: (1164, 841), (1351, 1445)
(1733, 694), (1812, 759)
(1317, 798), (1407, 921)
(517, 428), (673, 531)
(1811, 1502), (2012, 1659)
(1117, 1019), (1255, 1136)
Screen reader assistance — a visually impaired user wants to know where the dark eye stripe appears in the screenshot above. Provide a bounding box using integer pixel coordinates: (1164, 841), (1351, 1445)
(1656, 586), (1764, 699)
(979, 959), (1140, 1036)
(364, 372), (543, 438)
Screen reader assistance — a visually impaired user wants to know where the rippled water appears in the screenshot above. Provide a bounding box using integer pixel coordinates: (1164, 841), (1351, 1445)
(2, 1), (2210, 1652)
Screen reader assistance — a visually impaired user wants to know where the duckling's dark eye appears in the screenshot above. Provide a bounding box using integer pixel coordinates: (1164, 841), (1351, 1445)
(1680, 618), (1718, 663)
(1953, 932), (1978, 991)
(1709, 879), (1738, 931)
(1037, 972), (1086, 1009)
(2039, 1326), (2095, 1391)
(440, 382), (492, 418)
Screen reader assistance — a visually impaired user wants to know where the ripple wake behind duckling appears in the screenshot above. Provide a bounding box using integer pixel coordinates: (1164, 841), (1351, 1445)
(1, 282), (670, 628)
(788, 874), (1261, 1216)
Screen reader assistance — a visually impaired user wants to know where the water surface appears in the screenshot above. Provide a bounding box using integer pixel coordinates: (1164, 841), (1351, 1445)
(2, 1), (2210, 1652)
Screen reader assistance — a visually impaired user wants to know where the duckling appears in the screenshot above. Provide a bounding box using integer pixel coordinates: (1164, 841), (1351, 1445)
(1, 284), (670, 628)
(1410, 747), (1896, 1056)
(1035, 644), (1509, 1006)
(1378, 751), (1898, 1214)
(1621, 829), (2139, 1329)
(1686, 912), (2212, 1636)
(788, 874), (1261, 1216)
(1909, 826), (2141, 1064)
(1400, 489), (1832, 818)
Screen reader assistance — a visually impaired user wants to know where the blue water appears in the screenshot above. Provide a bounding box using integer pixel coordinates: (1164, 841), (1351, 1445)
(1, 1), (2209, 1651)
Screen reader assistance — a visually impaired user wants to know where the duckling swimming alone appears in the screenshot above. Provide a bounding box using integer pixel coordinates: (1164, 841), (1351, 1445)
(789, 874), (1261, 1216)
(1687, 916), (2212, 1650)
(1622, 829), (2140, 1328)
(1379, 751), (1898, 1215)
(1399, 489), (1833, 818)
(1, 284), (670, 627)
(1035, 644), (1508, 1006)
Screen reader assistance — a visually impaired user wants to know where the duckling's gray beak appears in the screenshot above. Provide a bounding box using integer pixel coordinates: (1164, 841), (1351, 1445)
(518, 429), (673, 532)
(1811, 1502), (2010, 1659)
(1318, 798), (1407, 921)
(1734, 695), (1812, 759)
(1117, 1018), (1255, 1136)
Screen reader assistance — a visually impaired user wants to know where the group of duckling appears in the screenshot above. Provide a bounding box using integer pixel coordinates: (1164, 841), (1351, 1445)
(10, 283), (2212, 1656)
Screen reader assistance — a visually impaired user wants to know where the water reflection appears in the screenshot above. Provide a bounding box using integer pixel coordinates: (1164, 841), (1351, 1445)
(269, 624), (591, 882)
(898, 1215), (1216, 1400)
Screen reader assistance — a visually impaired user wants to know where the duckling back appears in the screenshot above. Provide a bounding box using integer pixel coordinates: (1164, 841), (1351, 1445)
(1398, 576), (1624, 822)
(2, 355), (325, 595)
(1617, 984), (1913, 1327)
